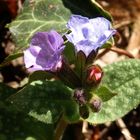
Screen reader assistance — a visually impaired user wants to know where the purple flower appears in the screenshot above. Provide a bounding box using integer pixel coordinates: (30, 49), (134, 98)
(66, 15), (116, 56)
(24, 30), (65, 72)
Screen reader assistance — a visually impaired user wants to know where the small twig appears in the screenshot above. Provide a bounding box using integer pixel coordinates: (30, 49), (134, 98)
(17, 0), (23, 13)
(82, 121), (89, 133)
(99, 122), (112, 138)
(97, 46), (135, 60)
(97, 49), (110, 59)
(114, 31), (122, 44)
(116, 119), (135, 140)
(109, 46), (135, 58)
(82, 121), (93, 140)
(127, 18), (140, 51)
(114, 20), (132, 29)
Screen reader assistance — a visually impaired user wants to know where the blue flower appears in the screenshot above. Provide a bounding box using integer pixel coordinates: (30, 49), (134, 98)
(66, 15), (116, 56)
(24, 30), (65, 72)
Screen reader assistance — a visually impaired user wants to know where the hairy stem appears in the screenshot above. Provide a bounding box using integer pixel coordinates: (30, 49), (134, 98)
(54, 116), (68, 140)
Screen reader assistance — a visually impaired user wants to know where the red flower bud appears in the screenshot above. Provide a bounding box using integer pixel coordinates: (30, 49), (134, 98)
(86, 65), (103, 85)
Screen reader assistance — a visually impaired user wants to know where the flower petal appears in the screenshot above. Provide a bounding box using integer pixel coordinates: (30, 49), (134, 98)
(66, 15), (116, 56)
(89, 17), (111, 35)
(48, 30), (64, 50)
(76, 40), (99, 56)
(24, 45), (41, 69)
(67, 14), (89, 29)
(66, 15), (89, 43)
(24, 30), (65, 72)
(97, 29), (116, 45)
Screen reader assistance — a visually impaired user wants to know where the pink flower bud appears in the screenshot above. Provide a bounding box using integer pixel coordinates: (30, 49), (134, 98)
(86, 65), (103, 85)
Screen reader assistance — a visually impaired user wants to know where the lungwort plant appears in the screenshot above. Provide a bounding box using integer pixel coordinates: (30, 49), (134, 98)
(1, 0), (140, 140)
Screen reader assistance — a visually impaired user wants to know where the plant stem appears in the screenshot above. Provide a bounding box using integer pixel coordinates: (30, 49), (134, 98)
(54, 116), (68, 140)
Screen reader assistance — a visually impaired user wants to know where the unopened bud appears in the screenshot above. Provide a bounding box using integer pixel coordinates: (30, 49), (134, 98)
(89, 97), (102, 112)
(79, 105), (89, 119)
(86, 65), (103, 85)
(73, 89), (86, 106)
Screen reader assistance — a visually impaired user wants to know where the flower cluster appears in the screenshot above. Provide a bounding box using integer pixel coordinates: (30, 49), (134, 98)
(24, 15), (116, 115)
(24, 15), (116, 73)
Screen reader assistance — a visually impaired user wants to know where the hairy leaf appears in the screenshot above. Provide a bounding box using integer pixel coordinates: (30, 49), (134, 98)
(94, 86), (117, 102)
(0, 83), (53, 140)
(0, 83), (16, 100)
(0, 108), (54, 140)
(63, 42), (76, 64)
(10, 80), (80, 123)
(87, 59), (140, 124)
(9, 0), (71, 51)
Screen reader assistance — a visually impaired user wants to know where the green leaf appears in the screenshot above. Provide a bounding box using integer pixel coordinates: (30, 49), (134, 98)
(0, 83), (17, 100)
(63, 42), (76, 64)
(87, 59), (140, 124)
(9, 0), (112, 52)
(29, 70), (54, 83)
(75, 51), (86, 84)
(10, 80), (80, 123)
(101, 37), (115, 49)
(94, 86), (117, 102)
(0, 83), (54, 140)
(9, 0), (71, 51)
(86, 50), (97, 65)
(0, 109), (54, 140)
(62, 0), (112, 21)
